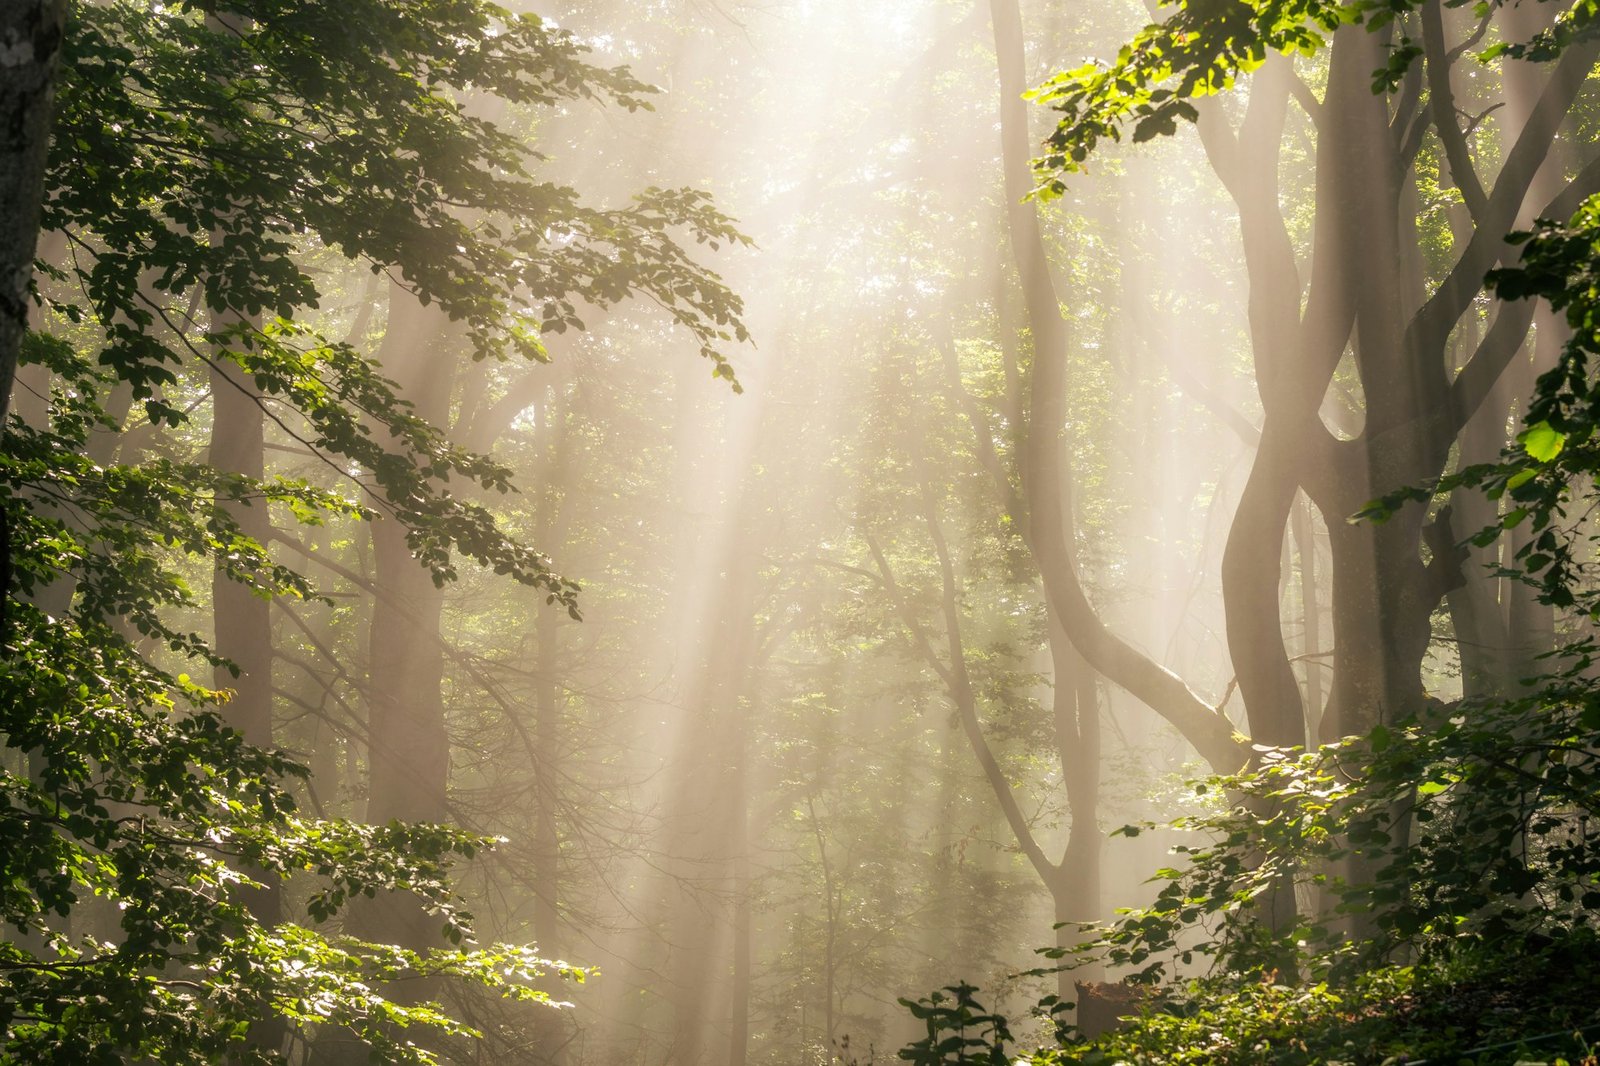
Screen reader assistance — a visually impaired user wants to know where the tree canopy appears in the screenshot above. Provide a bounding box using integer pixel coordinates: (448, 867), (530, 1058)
(1, 1), (745, 1061)
(9, 0), (1600, 1064)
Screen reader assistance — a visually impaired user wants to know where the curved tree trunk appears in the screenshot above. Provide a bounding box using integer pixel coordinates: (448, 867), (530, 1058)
(989, 0), (1244, 774)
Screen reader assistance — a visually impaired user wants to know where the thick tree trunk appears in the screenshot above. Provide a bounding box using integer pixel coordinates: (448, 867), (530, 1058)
(1446, 302), (1514, 699)
(314, 288), (455, 1066)
(1499, 0), (1565, 692)
(0, 0), (65, 425)
(209, 358), (273, 746)
(209, 319), (285, 1057)
(208, 332), (283, 943)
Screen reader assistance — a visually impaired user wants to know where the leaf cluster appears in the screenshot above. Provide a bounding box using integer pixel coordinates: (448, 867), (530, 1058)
(1025, 0), (1506, 197)
(44, 0), (752, 610)
(0, 0), (752, 1059)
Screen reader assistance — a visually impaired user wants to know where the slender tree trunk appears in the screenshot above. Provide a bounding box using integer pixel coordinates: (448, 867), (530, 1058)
(359, 286), (456, 924)
(1222, 431), (1308, 749)
(1192, 54), (1316, 754)
(728, 795), (752, 1066)
(530, 386), (570, 1065)
(532, 597), (561, 930)
(1048, 612), (1102, 992)
(1291, 497), (1325, 736)
(988, 0), (1242, 772)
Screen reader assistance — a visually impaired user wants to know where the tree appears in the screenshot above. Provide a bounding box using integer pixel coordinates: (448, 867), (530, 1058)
(1004, 1), (1600, 944)
(1, 1), (746, 1060)
(1031, 0), (1599, 740)
(878, 2), (1600, 1059)
(0, 1), (66, 426)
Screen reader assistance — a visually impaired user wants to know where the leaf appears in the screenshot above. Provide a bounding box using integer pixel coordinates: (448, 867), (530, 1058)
(1505, 467), (1538, 491)
(1370, 724), (1392, 752)
(1520, 421), (1566, 462)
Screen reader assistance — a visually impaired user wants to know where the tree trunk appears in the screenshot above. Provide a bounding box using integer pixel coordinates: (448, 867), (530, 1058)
(1291, 497), (1325, 736)
(358, 285), (456, 930)
(1047, 612), (1101, 995)
(0, 0), (65, 425)
(728, 801), (752, 1066)
(667, 521), (760, 1066)
(313, 287), (456, 1066)
(988, 0), (1243, 773)
(208, 323), (282, 906)
(530, 386), (571, 1065)
(1499, 0), (1565, 692)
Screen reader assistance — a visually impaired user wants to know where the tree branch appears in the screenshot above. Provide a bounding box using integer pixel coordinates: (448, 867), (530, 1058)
(1422, 0), (1489, 221)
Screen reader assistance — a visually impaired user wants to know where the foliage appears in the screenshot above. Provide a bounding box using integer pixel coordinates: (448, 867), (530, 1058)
(1, 0), (748, 1060)
(1025, 0), (1600, 196)
(49, 0), (748, 607)
(894, 939), (1600, 1065)
(1029, 0), (1352, 187)
(1362, 193), (1600, 617)
(1082, 676), (1600, 981)
(888, 631), (1600, 1058)
(887, 2), (1600, 1063)
(896, 983), (1015, 1066)
(1018, 0), (1600, 996)
(2, 354), (588, 1064)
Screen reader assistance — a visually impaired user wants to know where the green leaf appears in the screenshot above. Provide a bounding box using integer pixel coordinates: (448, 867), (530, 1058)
(1505, 467), (1538, 491)
(1520, 421), (1566, 462)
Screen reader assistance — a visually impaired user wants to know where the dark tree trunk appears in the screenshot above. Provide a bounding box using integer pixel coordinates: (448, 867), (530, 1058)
(0, 0), (65, 425)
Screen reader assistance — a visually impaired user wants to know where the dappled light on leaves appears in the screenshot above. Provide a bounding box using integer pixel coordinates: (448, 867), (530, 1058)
(5, 0), (1600, 1064)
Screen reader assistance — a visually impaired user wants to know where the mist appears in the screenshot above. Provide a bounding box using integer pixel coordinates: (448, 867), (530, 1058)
(5, 0), (1598, 1063)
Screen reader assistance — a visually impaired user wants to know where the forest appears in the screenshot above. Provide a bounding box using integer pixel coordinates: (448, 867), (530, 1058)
(5, 0), (1600, 1063)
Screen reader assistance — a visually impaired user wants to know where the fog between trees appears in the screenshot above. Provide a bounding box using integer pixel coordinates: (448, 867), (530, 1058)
(5, 0), (1600, 1063)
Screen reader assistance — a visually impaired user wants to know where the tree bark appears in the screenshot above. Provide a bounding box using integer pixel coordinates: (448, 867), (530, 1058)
(988, 0), (1244, 773)
(359, 283), (456, 899)
(208, 329), (283, 941)
(0, 0), (65, 425)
